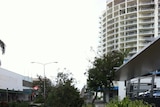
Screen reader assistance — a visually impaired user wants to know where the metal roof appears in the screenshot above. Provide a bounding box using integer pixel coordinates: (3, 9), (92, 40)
(114, 37), (160, 81)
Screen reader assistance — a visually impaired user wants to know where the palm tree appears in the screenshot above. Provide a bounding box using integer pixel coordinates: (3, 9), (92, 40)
(0, 39), (5, 54)
(0, 39), (5, 66)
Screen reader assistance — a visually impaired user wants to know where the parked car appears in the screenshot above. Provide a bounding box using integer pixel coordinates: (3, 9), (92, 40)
(153, 90), (160, 98)
(138, 88), (160, 98)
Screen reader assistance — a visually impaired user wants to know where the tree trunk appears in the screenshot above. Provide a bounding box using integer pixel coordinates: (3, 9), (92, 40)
(103, 87), (110, 103)
(92, 91), (97, 107)
(103, 87), (107, 103)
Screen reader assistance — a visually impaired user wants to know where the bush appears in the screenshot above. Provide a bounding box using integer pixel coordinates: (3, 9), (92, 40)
(106, 97), (152, 107)
(82, 104), (92, 107)
(8, 102), (29, 107)
(34, 95), (44, 103)
(0, 101), (9, 107)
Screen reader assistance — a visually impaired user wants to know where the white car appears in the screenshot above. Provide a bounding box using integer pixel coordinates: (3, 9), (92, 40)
(139, 88), (160, 98)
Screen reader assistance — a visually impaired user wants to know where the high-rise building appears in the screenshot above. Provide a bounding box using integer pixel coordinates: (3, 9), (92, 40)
(99, 0), (159, 59)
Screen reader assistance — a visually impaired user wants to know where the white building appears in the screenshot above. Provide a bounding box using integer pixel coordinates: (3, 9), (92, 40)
(0, 67), (32, 102)
(98, 0), (160, 101)
(99, 0), (159, 58)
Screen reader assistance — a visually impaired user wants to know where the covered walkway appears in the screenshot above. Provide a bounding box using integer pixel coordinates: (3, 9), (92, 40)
(114, 36), (160, 107)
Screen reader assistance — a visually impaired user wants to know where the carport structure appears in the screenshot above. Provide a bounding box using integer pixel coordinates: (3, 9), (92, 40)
(114, 36), (160, 99)
(115, 36), (160, 81)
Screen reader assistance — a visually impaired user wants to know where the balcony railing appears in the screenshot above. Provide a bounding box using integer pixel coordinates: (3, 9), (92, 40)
(139, 2), (154, 6)
(125, 44), (137, 48)
(126, 15), (137, 19)
(139, 8), (154, 11)
(139, 31), (154, 34)
(126, 21), (137, 25)
(139, 37), (154, 41)
(126, 26), (137, 31)
(126, 40), (137, 44)
(139, 24), (154, 29)
(139, 13), (154, 17)
(126, 33), (137, 37)
(139, 20), (154, 23)
(129, 49), (137, 54)
(127, 4), (137, 8)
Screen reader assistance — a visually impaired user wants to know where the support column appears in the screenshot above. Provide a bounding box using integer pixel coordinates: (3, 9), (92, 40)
(150, 72), (155, 97)
(137, 77), (140, 97)
(118, 81), (126, 100)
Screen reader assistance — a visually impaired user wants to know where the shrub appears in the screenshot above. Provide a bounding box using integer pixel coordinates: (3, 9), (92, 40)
(82, 104), (92, 107)
(8, 102), (29, 107)
(0, 101), (9, 107)
(34, 95), (44, 103)
(106, 97), (152, 107)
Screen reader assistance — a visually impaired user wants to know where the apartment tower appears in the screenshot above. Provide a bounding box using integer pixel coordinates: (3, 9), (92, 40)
(99, 0), (159, 58)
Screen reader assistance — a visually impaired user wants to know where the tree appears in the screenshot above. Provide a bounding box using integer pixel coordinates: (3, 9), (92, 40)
(46, 72), (84, 107)
(0, 39), (5, 66)
(87, 50), (126, 103)
(32, 75), (52, 103)
(0, 39), (5, 54)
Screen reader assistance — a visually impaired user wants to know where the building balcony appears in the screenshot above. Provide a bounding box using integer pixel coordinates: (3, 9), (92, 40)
(138, 42), (150, 47)
(125, 44), (137, 48)
(107, 43), (114, 47)
(126, 21), (137, 25)
(107, 22), (114, 27)
(126, 37), (137, 42)
(126, 31), (137, 37)
(139, 2), (154, 6)
(129, 49), (137, 54)
(107, 32), (118, 38)
(107, 38), (117, 43)
(139, 37), (154, 41)
(119, 4), (125, 9)
(127, 0), (135, 2)
(107, 27), (114, 32)
(125, 27), (137, 31)
(139, 7), (154, 12)
(107, 30), (114, 35)
(126, 14), (137, 19)
(139, 13), (154, 18)
(107, 28), (114, 33)
(107, 23), (114, 28)
(139, 24), (154, 29)
(107, 32), (114, 37)
(139, 30), (154, 35)
(120, 22), (137, 28)
(107, 8), (112, 14)
(127, 4), (137, 8)
(125, 41), (137, 45)
(139, 20), (154, 24)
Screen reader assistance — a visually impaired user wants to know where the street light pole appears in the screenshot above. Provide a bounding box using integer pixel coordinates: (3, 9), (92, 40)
(43, 64), (46, 99)
(31, 61), (58, 99)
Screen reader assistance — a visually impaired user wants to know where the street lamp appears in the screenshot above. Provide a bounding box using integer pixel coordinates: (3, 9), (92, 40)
(31, 61), (58, 99)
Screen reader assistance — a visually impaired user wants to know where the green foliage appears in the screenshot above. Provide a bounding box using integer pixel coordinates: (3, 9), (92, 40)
(0, 39), (5, 54)
(7, 102), (29, 107)
(87, 51), (125, 92)
(87, 51), (126, 103)
(45, 72), (84, 107)
(0, 101), (29, 107)
(82, 104), (92, 107)
(32, 75), (52, 103)
(34, 95), (44, 103)
(55, 72), (74, 85)
(106, 97), (152, 107)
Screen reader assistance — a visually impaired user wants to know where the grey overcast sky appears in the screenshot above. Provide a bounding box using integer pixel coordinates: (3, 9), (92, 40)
(0, 0), (106, 89)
